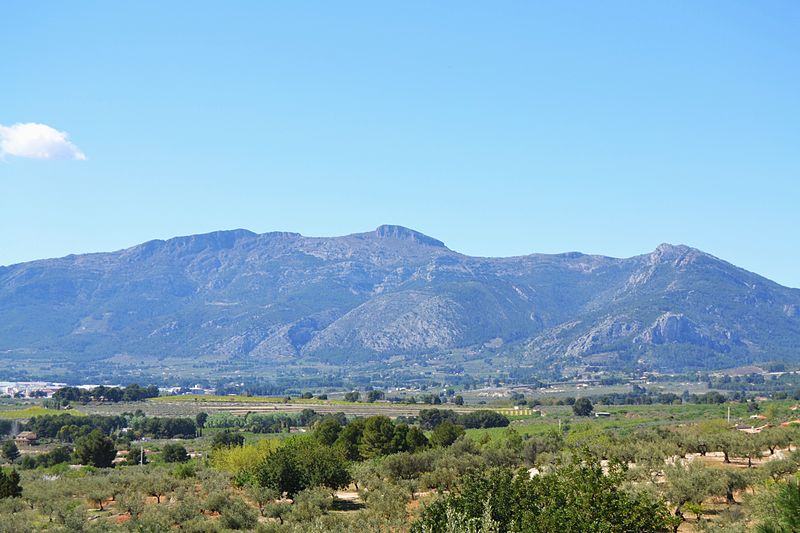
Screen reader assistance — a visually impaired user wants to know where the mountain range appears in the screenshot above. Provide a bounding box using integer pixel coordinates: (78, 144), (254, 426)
(1, 225), (799, 375)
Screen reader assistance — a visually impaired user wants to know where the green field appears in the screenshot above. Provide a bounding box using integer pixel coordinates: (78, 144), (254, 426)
(466, 400), (790, 442)
(0, 405), (86, 419)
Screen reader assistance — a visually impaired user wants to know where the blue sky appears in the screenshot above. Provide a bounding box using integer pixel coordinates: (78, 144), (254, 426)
(1, 2), (798, 287)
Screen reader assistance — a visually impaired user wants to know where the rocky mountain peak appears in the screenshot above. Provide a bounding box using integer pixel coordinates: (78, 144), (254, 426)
(372, 225), (446, 248)
(653, 242), (693, 256)
(647, 243), (707, 267)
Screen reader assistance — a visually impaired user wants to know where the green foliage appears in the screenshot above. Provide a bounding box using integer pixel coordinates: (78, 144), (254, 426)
(162, 443), (189, 463)
(255, 436), (351, 496)
(663, 460), (725, 528)
(457, 411), (510, 429)
(333, 418), (365, 461)
(255, 446), (304, 497)
(74, 429), (116, 468)
(288, 486), (334, 523)
(419, 409), (509, 432)
(419, 409), (458, 430)
(211, 430), (245, 449)
(763, 458), (797, 481)
(0, 469), (21, 499)
(219, 495), (259, 530)
(406, 425), (430, 451)
(522, 429), (564, 466)
(245, 482), (279, 517)
(263, 499), (292, 524)
(173, 462), (196, 479)
(53, 384), (159, 404)
(412, 458), (669, 532)
(2, 398), (798, 532)
(210, 438), (280, 477)
(130, 416), (196, 438)
(572, 397), (594, 417)
(314, 417), (343, 446)
(430, 422), (465, 447)
(344, 391), (360, 402)
(755, 478), (800, 533)
(25, 413), (124, 440)
(1, 441), (19, 463)
(125, 446), (148, 466)
(366, 390), (385, 402)
(204, 410), (315, 434)
(324, 416), (428, 462)
(360, 416), (399, 459)
(21, 445), (72, 469)
(360, 479), (410, 526)
(84, 476), (114, 511)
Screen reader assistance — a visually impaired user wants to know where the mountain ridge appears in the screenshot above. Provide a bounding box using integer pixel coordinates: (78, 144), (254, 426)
(1, 225), (798, 375)
(0, 227), (714, 269)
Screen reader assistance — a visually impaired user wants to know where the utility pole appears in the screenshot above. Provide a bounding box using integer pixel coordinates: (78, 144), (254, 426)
(140, 445), (144, 466)
(727, 405), (731, 424)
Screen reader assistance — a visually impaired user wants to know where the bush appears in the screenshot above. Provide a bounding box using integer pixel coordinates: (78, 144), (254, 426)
(21, 445), (73, 469)
(430, 422), (465, 447)
(173, 462), (196, 479)
(572, 398), (594, 417)
(755, 478), (800, 532)
(412, 459), (669, 532)
(255, 437), (350, 496)
(289, 487), (333, 522)
(1, 441), (19, 464)
(211, 430), (245, 449)
(211, 438), (280, 476)
(162, 443), (189, 463)
(219, 496), (258, 530)
(0, 469), (21, 499)
(345, 391), (360, 402)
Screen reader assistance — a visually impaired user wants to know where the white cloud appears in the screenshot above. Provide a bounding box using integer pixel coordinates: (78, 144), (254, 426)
(0, 122), (86, 160)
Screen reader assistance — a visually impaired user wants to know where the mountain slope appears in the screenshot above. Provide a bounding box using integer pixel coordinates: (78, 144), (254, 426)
(1, 225), (798, 373)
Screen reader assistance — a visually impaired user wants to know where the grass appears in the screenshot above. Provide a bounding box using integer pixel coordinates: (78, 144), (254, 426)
(202, 427), (293, 445)
(0, 406), (85, 419)
(466, 423), (558, 442)
(465, 400), (793, 443)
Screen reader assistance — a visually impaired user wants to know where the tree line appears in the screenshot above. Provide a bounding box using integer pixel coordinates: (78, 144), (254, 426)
(49, 384), (159, 405)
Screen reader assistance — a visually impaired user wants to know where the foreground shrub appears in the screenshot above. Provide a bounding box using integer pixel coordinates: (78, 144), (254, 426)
(412, 457), (670, 533)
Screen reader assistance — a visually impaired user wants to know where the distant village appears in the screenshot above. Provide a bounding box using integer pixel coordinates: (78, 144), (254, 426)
(0, 381), (216, 399)
(0, 381), (66, 398)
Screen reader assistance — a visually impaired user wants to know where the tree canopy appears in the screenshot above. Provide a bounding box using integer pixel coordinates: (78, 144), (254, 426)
(74, 429), (117, 468)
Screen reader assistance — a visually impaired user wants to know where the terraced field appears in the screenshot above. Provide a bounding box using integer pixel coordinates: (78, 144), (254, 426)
(79, 397), (487, 418)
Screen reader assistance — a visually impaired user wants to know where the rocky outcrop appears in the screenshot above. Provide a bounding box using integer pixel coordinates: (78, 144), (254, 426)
(637, 313), (701, 345)
(633, 312), (735, 353)
(565, 316), (641, 357)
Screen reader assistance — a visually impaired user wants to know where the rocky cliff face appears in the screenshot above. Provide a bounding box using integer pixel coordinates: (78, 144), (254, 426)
(1, 226), (799, 372)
